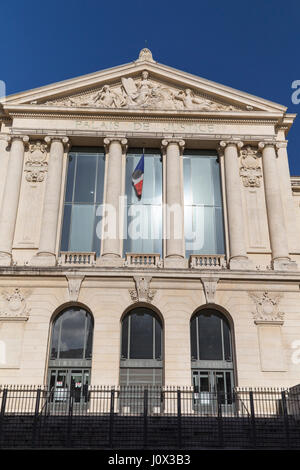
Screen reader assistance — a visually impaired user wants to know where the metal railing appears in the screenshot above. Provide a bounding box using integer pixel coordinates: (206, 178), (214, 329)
(0, 385), (300, 449)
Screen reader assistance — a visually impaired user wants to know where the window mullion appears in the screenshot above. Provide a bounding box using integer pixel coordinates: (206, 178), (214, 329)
(128, 316), (131, 359)
(196, 316), (200, 360)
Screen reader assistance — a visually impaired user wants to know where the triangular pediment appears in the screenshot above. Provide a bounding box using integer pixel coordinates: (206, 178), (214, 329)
(1, 48), (287, 114)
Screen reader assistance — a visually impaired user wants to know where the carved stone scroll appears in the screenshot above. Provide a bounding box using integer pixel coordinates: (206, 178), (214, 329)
(129, 276), (156, 303)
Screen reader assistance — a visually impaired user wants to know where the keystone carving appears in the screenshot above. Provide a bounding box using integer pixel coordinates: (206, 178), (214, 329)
(201, 277), (219, 304)
(66, 274), (84, 302)
(249, 291), (284, 323)
(129, 276), (156, 303)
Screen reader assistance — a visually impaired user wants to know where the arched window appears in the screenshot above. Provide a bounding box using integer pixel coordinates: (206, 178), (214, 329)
(190, 309), (232, 362)
(190, 309), (234, 404)
(48, 307), (94, 403)
(120, 307), (163, 386)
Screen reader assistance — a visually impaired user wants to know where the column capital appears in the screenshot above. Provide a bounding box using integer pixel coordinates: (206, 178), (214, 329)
(103, 137), (128, 153)
(0, 134), (11, 142)
(7, 135), (29, 145)
(161, 138), (185, 156)
(44, 135), (69, 146)
(161, 138), (185, 148)
(219, 140), (243, 150)
(258, 140), (285, 150)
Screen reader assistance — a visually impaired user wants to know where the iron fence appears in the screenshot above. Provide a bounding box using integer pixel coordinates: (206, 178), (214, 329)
(0, 385), (300, 449)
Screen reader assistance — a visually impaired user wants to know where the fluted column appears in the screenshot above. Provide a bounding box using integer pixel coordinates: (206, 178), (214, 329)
(31, 136), (69, 266)
(259, 141), (296, 270)
(161, 138), (187, 268)
(219, 140), (252, 270)
(98, 137), (127, 266)
(0, 135), (29, 266)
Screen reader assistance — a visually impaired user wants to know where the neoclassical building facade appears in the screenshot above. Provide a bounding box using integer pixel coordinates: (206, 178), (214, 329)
(0, 48), (300, 398)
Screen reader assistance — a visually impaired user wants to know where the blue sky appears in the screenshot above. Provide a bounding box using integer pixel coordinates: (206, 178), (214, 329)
(1, 0), (300, 173)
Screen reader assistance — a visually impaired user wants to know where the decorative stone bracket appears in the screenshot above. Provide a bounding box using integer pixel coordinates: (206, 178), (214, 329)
(66, 274), (85, 302)
(0, 288), (31, 321)
(249, 291), (284, 324)
(201, 277), (219, 304)
(129, 275), (156, 303)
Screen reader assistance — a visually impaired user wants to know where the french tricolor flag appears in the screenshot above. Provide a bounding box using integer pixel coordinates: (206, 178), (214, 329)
(132, 154), (144, 198)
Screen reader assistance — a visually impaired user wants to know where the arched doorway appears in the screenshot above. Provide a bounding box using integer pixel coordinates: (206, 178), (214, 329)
(120, 307), (163, 386)
(190, 308), (235, 408)
(47, 306), (94, 404)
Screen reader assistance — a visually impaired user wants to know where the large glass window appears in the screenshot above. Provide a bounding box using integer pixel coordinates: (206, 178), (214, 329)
(190, 309), (234, 406)
(120, 307), (163, 386)
(48, 306), (94, 405)
(50, 307), (94, 360)
(123, 148), (162, 255)
(60, 147), (105, 255)
(121, 308), (162, 360)
(183, 150), (225, 257)
(190, 309), (232, 362)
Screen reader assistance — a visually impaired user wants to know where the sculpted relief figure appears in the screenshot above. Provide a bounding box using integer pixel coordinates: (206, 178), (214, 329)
(174, 88), (233, 111)
(121, 71), (157, 107)
(45, 71), (236, 110)
(66, 85), (124, 108)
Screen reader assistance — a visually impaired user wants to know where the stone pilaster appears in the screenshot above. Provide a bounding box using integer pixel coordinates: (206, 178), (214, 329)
(161, 138), (187, 268)
(31, 136), (69, 266)
(0, 135), (29, 266)
(219, 140), (253, 270)
(259, 141), (297, 271)
(98, 137), (127, 266)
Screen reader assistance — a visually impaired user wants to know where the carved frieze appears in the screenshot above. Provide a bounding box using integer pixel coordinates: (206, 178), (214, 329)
(45, 71), (238, 112)
(249, 291), (284, 323)
(239, 146), (262, 188)
(0, 288), (31, 320)
(25, 141), (48, 183)
(129, 276), (156, 303)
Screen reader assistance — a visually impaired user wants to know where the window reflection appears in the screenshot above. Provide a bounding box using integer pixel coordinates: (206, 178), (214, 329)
(121, 308), (162, 360)
(190, 309), (232, 362)
(50, 307), (94, 360)
(183, 150), (225, 257)
(60, 148), (105, 255)
(124, 149), (162, 255)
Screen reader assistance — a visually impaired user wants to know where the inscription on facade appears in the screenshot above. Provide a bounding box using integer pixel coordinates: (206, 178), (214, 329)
(75, 120), (216, 134)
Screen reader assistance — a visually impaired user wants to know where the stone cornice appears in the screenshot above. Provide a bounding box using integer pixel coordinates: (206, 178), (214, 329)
(0, 265), (299, 282)
(5, 129), (279, 147)
(2, 105), (286, 121)
(6, 129), (278, 145)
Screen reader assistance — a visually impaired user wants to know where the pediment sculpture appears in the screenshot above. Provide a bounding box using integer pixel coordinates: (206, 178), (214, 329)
(45, 71), (237, 111)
